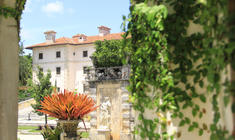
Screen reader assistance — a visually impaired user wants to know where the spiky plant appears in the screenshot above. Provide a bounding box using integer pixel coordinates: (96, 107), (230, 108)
(37, 90), (98, 121)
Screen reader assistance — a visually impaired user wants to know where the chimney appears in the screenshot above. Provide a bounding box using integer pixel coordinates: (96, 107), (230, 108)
(98, 26), (111, 36)
(72, 34), (87, 42)
(44, 30), (56, 44)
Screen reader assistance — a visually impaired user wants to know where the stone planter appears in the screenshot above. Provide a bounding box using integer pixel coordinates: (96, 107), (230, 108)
(57, 120), (80, 139)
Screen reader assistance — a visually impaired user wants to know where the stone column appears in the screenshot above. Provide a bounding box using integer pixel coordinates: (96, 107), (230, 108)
(88, 82), (98, 139)
(0, 0), (18, 140)
(120, 81), (133, 140)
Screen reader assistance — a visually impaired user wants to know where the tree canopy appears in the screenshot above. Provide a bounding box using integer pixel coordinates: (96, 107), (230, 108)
(28, 67), (53, 116)
(92, 39), (123, 68)
(19, 43), (32, 86)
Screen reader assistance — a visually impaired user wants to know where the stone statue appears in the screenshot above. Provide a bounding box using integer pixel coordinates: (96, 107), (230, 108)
(99, 97), (111, 129)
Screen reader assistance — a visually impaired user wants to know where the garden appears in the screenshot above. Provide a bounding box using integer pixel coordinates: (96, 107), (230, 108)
(1, 0), (235, 139)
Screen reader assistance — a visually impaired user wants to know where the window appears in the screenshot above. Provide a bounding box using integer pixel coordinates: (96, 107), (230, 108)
(83, 51), (88, 57)
(57, 87), (60, 92)
(39, 53), (43, 59)
(73, 52), (76, 56)
(56, 51), (61, 58)
(83, 67), (89, 74)
(56, 67), (61, 75)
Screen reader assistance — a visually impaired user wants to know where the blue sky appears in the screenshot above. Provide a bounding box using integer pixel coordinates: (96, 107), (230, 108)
(21, 0), (130, 54)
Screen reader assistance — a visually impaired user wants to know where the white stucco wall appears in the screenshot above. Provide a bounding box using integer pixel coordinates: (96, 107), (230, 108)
(33, 45), (66, 64)
(33, 63), (66, 92)
(32, 45), (67, 92)
(73, 44), (95, 93)
(32, 44), (96, 93)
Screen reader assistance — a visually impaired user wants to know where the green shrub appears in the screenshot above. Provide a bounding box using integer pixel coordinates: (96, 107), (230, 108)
(41, 125), (62, 140)
(92, 39), (123, 67)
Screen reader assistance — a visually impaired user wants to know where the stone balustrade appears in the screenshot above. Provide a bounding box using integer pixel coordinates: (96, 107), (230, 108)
(85, 66), (130, 81)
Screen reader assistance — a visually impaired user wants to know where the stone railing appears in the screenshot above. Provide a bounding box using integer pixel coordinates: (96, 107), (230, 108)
(85, 66), (130, 81)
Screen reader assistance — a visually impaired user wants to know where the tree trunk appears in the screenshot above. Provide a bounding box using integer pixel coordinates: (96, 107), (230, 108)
(45, 114), (48, 125)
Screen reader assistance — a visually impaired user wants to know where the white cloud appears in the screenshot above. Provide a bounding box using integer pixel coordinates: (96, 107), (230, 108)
(42, 1), (64, 14)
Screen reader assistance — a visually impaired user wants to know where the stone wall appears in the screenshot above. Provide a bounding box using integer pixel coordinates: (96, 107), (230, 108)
(88, 80), (133, 140)
(18, 98), (35, 110)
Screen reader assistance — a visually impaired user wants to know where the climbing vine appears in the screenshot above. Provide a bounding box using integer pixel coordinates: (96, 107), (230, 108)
(0, 0), (234, 139)
(123, 0), (235, 140)
(0, 0), (27, 39)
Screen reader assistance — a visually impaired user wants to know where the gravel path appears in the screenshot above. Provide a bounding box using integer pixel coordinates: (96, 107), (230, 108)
(18, 105), (57, 126)
(18, 133), (43, 140)
(18, 106), (44, 121)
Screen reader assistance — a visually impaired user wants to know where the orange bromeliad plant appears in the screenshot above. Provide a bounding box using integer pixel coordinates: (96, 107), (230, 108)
(37, 90), (98, 121)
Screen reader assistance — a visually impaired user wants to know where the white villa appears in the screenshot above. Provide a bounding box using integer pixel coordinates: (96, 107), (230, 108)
(26, 26), (123, 93)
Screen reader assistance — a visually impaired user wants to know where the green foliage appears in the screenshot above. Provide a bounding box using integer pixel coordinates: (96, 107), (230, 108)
(0, 5), (20, 19)
(19, 42), (32, 86)
(123, 0), (235, 139)
(92, 39), (123, 67)
(41, 125), (62, 140)
(78, 132), (89, 138)
(28, 67), (53, 116)
(123, 3), (170, 140)
(18, 43), (33, 102)
(0, 0), (27, 40)
(18, 125), (38, 130)
(18, 88), (32, 102)
(18, 125), (41, 133)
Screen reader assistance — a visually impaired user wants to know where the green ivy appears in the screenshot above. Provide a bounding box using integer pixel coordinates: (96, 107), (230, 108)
(123, 0), (235, 139)
(0, 0), (27, 40)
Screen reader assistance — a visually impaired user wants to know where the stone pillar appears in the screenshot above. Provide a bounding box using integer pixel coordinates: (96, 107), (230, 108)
(120, 81), (133, 140)
(0, 0), (18, 140)
(88, 82), (98, 139)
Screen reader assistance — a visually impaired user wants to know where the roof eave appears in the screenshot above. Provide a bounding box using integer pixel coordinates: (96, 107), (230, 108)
(25, 42), (95, 49)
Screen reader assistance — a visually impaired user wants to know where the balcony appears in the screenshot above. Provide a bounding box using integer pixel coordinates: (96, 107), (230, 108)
(85, 66), (130, 81)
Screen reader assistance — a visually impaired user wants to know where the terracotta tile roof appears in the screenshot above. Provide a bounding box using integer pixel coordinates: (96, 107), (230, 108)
(98, 25), (111, 30)
(72, 34), (87, 38)
(44, 30), (56, 34)
(26, 32), (124, 49)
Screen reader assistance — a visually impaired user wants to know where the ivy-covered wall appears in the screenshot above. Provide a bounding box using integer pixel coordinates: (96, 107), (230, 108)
(0, 0), (234, 140)
(122, 0), (235, 140)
